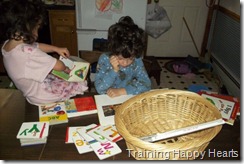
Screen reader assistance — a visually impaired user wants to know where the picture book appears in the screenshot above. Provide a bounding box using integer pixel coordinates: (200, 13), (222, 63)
(94, 95), (134, 126)
(199, 91), (240, 125)
(65, 124), (97, 144)
(38, 102), (69, 125)
(16, 121), (49, 146)
(64, 97), (97, 118)
(52, 56), (90, 82)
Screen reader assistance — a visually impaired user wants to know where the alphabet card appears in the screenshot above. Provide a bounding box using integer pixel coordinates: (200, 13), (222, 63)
(72, 135), (93, 154)
(96, 125), (123, 142)
(86, 125), (109, 143)
(90, 140), (122, 160)
(16, 121), (49, 146)
(65, 124), (97, 144)
(77, 127), (122, 159)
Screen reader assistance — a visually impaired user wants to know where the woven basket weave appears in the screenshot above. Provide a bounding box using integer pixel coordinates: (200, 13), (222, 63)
(115, 89), (222, 160)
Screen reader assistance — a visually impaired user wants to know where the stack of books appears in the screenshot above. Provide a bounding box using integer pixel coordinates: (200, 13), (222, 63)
(16, 121), (49, 146)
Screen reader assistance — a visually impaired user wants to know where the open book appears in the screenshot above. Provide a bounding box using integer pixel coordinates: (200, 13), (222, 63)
(94, 95), (134, 126)
(52, 56), (90, 82)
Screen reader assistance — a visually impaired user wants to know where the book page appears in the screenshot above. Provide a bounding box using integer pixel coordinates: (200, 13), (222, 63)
(60, 57), (74, 69)
(94, 95), (134, 126)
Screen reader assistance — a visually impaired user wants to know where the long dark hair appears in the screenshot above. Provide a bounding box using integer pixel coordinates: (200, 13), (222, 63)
(108, 16), (146, 58)
(0, 0), (46, 44)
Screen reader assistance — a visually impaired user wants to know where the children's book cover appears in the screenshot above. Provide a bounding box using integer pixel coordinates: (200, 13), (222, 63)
(64, 97), (97, 118)
(199, 91), (239, 125)
(94, 95), (134, 126)
(38, 102), (68, 125)
(16, 121), (49, 139)
(52, 56), (90, 82)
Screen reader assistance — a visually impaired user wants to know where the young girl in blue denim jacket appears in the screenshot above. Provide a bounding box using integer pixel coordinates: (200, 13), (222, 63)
(94, 16), (151, 98)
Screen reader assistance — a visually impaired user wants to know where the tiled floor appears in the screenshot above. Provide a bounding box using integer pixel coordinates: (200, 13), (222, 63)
(151, 59), (219, 92)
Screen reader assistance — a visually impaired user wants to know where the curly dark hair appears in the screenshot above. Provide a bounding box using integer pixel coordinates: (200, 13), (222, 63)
(108, 16), (146, 58)
(0, 0), (46, 44)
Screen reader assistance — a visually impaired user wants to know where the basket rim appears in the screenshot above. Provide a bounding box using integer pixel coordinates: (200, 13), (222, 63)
(115, 89), (223, 151)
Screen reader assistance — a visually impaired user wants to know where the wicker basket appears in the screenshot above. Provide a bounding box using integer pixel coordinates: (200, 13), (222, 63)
(115, 89), (222, 160)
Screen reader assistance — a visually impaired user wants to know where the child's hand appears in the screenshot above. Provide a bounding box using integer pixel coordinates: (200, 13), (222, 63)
(107, 88), (126, 98)
(110, 56), (120, 72)
(56, 47), (70, 58)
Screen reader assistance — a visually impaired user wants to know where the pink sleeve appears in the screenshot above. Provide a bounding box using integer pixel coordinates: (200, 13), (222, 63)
(25, 48), (57, 82)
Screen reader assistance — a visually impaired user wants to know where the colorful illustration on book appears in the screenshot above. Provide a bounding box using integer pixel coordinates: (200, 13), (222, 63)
(205, 97), (233, 115)
(65, 97), (97, 113)
(200, 92), (239, 125)
(19, 123), (41, 137)
(74, 66), (87, 79)
(64, 99), (77, 113)
(40, 103), (66, 116)
(203, 95), (234, 120)
(39, 102), (68, 125)
(102, 103), (121, 117)
(17, 122), (49, 139)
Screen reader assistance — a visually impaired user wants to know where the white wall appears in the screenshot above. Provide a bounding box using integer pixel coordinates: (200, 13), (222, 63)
(146, 0), (208, 57)
(146, 0), (240, 57)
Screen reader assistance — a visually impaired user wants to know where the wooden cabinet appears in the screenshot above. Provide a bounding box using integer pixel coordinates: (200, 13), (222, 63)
(49, 10), (78, 56)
